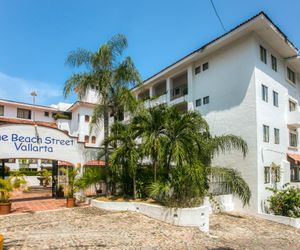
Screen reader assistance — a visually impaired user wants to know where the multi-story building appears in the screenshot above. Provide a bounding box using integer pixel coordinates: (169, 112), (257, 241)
(0, 12), (299, 213)
(132, 12), (300, 213)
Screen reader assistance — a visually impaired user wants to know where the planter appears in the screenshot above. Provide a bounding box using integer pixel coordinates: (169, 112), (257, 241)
(66, 197), (76, 208)
(91, 199), (209, 232)
(0, 202), (11, 215)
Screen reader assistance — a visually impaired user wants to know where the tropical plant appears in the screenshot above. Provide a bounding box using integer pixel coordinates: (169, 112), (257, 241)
(0, 179), (13, 203)
(9, 171), (27, 189)
(107, 122), (140, 199)
(62, 167), (81, 198)
(267, 184), (300, 218)
(63, 34), (141, 192)
(78, 167), (106, 195)
(38, 169), (52, 187)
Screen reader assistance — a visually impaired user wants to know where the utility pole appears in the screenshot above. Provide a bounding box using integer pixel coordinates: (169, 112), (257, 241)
(31, 90), (37, 121)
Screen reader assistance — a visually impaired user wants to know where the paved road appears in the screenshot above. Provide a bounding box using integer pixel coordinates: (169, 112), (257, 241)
(0, 207), (300, 249)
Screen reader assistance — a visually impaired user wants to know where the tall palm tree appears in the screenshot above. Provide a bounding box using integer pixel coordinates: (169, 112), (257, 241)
(63, 34), (141, 188)
(132, 105), (168, 182)
(107, 122), (140, 199)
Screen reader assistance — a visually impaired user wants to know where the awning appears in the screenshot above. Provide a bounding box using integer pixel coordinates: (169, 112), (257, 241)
(58, 161), (74, 166)
(287, 153), (300, 164)
(84, 160), (106, 167)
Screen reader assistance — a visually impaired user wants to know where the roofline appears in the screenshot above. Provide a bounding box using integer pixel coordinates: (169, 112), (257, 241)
(132, 11), (298, 91)
(67, 101), (97, 111)
(0, 98), (57, 111)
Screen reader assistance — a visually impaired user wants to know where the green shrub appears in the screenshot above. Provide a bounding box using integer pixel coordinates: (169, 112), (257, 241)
(267, 184), (300, 218)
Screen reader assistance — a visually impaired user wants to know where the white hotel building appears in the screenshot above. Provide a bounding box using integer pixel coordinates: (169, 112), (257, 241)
(0, 12), (300, 213)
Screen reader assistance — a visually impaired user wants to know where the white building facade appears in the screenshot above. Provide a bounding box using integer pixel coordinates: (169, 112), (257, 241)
(1, 12), (300, 213)
(132, 12), (300, 213)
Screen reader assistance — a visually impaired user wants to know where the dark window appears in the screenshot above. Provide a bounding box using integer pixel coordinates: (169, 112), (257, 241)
(289, 100), (297, 111)
(264, 166), (270, 183)
(273, 91), (278, 107)
(17, 108), (31, 119)
(271, 55), (277, 72)
(84, 135), (89, 143)
(196, 99), (201, 107)
(262, 85), (268, 102)
(287, 67), (296, 84)
(44, 111), (49, 117)
(290, 164), (300, 182)
(0, 105), (3, 116)
(289, 131), (297, 147)
(195, 66), (201, 75)
(85, 115), (90, 122)
(203, 96), (209, 105)
(260, 46), (267, 64)
(91, 136), (96, 144)
(202, 62), (209, 71)
(263, 125), (269, 142)
(274, 128), (280, 144)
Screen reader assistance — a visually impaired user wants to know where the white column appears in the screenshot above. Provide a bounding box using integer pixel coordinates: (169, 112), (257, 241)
(187, 65), (194, 111)
(166, 78), (171, 102)
(149, 86), (154, 98)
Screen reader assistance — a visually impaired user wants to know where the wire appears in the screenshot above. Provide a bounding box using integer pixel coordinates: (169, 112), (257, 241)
(209, 0), (226, 32)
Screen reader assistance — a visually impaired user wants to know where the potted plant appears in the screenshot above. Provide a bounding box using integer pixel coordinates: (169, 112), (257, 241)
(0, 178), (13, 214)
(63, 167), (80, 208)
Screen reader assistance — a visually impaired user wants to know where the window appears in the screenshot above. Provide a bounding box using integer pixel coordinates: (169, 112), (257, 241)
(289, 100), (297, 111)
(271, 55), (277, 72)
(195, 66), (201, 75)
(0, 105), (3, 116)
(290, 164), (300, 182)
(274, 128), (280, 144)
(91, 136), (96, 144)
(85, 115), (90, 123)
(203, 96), (209, 105)
(264, 166), (270, 184)
(202, 62), (209, 71)
(263, 125), (269, 142)
(289, 130), (298, 147)
(262, 85), (268, 102)
(84, 135), (89, 143)
(274, 167), (281, 183)
(287, 67), (296, 84)
(260, 46), (267, 64)
(273, 91), (278, 107)
(17, 108), (31, 119)
(196, 99), (201, 107)
(44, 112), (49, 117)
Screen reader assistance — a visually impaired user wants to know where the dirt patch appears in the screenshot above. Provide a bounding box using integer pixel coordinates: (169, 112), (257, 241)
(96, 195), (160, 204)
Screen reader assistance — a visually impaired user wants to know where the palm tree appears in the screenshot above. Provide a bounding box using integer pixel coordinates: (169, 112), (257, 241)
(142, 104), (251, 207)
(107, 122), (140, 199)
(63, 34), (141, 189)
(132, 105), (168, 182)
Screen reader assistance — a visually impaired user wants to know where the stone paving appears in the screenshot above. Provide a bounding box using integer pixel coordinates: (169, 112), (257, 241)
(1, 206), (300, 249)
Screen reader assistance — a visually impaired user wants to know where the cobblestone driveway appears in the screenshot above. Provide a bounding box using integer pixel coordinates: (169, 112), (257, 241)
(0, 207), (300, 249)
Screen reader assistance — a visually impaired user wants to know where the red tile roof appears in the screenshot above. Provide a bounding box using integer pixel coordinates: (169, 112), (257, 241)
(287, 153), (300, 164)
(84, 160), (106, 167)
(58, 161), (74, 166)
(0, 117), (58, 129)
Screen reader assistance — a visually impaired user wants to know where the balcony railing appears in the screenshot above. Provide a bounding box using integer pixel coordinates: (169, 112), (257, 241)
(170, 84), (188, 100)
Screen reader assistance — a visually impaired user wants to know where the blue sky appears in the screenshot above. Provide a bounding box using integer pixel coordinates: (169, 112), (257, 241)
(0, 0), (299, 105)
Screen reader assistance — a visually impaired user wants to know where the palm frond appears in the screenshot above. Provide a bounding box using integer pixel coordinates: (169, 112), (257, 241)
(65, 48), (92, 67)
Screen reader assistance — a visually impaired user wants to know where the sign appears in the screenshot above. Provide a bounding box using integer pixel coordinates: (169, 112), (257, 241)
(0, 124), (98, 165)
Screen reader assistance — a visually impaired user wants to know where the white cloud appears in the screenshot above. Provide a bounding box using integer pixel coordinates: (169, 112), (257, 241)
(0, 72), (63, 105)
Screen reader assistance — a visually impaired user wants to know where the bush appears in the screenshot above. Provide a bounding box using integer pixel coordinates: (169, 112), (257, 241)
(267, 184), (300, 218)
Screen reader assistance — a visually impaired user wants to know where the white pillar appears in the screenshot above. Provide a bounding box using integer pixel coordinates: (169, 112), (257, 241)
(149, 86), (154, 98)
(166, 78), (171, 102)
(187, 65), (194, 111)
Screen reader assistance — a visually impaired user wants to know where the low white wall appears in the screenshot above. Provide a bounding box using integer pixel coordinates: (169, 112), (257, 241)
(91, 199), (209, 232)
(257, 213), (300, 229)
(24, 176), (40, 186)
(204, 194), (234, 213)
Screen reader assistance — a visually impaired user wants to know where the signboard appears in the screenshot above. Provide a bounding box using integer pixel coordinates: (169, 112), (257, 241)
(0, 124), (97, 165)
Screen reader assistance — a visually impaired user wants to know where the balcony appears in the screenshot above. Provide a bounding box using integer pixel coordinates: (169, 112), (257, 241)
(144, 94), (167, 108)
(170, 84), (188, 101)
(288, 111), (300, 128)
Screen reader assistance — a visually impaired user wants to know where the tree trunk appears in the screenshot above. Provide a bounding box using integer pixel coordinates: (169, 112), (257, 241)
(153, 158), (157, 182)
(133, 174), (136, 199)
(103, 104), (110, 195)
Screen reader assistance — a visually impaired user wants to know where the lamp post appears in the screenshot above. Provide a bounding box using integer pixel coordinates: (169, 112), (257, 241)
(30, 91), (37, 122)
